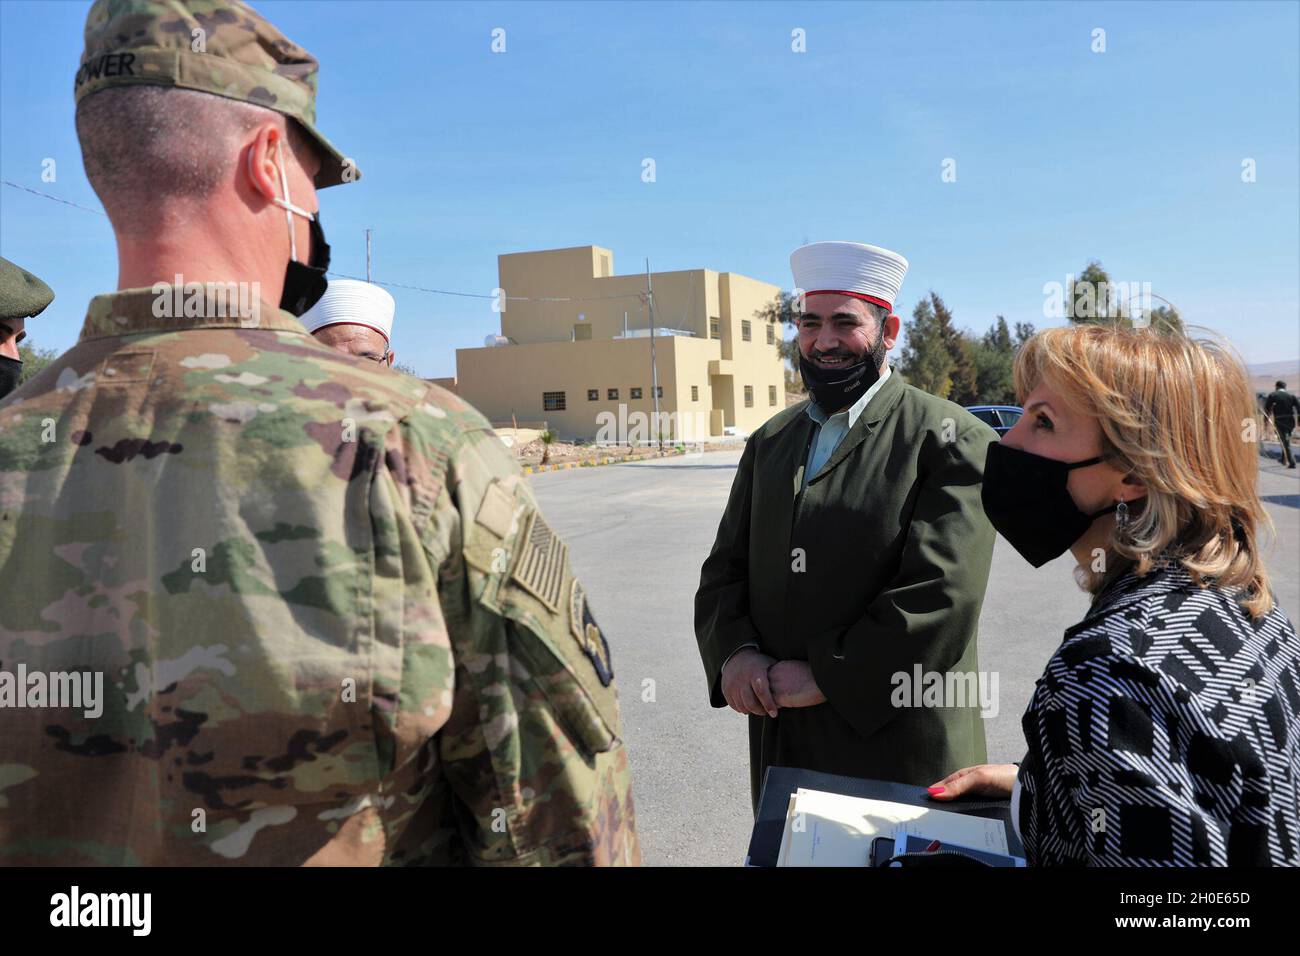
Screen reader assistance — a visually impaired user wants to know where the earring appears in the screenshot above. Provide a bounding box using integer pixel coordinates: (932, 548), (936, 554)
(1115, 499), (1129, 530)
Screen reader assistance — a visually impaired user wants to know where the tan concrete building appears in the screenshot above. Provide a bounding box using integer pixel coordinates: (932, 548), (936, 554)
(455, 245), (787, 442)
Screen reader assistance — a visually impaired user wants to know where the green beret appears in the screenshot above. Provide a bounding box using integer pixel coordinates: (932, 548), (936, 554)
(0, 257), (54, 322)
(75, 0), (359, 189)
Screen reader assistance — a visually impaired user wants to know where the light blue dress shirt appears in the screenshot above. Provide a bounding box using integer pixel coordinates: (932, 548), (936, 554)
(802, 363), (892, 489)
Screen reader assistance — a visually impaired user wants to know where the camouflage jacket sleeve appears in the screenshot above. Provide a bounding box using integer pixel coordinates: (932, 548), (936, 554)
(398, 396), (641, 866)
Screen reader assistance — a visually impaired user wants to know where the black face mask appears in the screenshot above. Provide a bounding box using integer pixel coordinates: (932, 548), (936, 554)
(0, 355), (22, 401)
(280, 213), (330, 317)
(798, 323), (887, 413)
(981, 442), (1132, 568)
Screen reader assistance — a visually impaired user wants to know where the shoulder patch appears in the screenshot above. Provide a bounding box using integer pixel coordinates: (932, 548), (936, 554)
(570, 579), (614, 687)
(97, 349), (156, 385)
(474, 479), (516, 539)
(510, 509), (567, 612)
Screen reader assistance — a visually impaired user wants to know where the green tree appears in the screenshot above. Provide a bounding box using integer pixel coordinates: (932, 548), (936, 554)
(756, 290), (801, 327)
(932, 293), (979, 404)
(1013, 321), (1036, 348)
(756, 291), (802, 368)
(1067, 260), (1185, 336)
(1067, 260), (1128, 324)
(18, 341), (59, 386)
(970, 315), (1016, 405)
(1143, 303), (1183, 335)
(897, 294), (954, 398)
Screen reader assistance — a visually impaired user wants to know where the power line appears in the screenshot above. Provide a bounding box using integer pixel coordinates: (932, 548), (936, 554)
(326, 271), (643, 304)
(3, 180), (107, 216)
(4, 181), (647, 305)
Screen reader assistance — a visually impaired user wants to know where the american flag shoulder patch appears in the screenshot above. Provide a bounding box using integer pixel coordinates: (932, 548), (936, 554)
(509, 508), (568, 612)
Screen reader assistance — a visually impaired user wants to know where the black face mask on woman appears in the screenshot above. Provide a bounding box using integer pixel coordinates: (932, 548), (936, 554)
(980, 441), (1125, 568)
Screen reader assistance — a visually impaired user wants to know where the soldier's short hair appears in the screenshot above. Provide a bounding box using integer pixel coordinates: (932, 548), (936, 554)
(76, 85), (314, 235)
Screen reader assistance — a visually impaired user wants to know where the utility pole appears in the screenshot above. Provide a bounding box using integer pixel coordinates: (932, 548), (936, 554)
(365, 228), (372, 282)
(646, 258), (662, 451)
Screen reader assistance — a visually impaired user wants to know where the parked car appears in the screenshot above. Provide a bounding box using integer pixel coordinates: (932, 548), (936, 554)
(965, 404), (1023, 436)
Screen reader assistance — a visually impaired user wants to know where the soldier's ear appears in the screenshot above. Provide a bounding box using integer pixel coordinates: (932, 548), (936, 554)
(244, 125), (287, 205)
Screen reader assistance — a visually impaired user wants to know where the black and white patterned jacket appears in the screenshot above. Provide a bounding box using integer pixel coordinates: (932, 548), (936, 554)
(1017, 558), (1300, 865)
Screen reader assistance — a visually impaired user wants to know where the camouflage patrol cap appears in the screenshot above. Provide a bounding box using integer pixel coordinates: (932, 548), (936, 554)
(0, 257), (54, 322)
(75, 0), (359, 188)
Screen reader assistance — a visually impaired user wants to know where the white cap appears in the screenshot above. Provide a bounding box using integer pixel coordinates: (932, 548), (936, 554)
(790, 240), (910, 312)
(301, 279), (395, 343)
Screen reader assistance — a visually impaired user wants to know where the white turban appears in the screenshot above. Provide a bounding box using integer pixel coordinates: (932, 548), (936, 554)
(790, 241), (909, 312)
(301, 279), (395, 343)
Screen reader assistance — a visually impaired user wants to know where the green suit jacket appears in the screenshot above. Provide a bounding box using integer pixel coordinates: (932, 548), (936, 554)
(694, 369), (999, 810)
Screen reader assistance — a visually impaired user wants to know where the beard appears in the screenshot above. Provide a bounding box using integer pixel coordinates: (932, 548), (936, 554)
(805, 323), (887, 376)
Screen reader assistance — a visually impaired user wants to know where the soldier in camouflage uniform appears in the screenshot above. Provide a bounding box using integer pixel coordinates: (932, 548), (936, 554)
(0, 0), (639, 866)
(0, 256), (55, 401)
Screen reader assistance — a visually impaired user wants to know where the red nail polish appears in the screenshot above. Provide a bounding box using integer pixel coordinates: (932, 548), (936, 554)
(927, 786), (944, 795)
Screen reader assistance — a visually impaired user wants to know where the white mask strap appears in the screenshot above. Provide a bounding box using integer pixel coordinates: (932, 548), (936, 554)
(248, 142), (313, 262)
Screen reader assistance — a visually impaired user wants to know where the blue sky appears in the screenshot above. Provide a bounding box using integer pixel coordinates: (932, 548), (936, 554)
(2, 0), (1297, 376)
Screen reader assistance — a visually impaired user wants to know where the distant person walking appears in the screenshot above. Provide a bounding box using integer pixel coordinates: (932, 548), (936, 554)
(1264, 380), (1300, 468)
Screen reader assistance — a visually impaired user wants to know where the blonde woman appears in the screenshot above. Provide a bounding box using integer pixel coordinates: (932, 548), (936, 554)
(929, 323), (1300, 866)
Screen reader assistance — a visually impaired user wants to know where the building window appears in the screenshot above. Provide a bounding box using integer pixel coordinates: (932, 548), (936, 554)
(769, 385), (778, 406)
(691, 385), (699, 401)
(710, 317), (720, 339)
(608, 388), (619, 401)
(654, 386), (662, 398)
(742, 320), (752, 342)
(543, 391), (566, 411)
(766, 324), (775, 345)
(587, 388), (598, 401)
(630, 387), (643, 400)
(744, 386), (754, 408)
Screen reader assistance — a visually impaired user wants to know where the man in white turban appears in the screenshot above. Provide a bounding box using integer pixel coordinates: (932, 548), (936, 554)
(303, 278), (396, 366)
(695, 240), (1000, 811)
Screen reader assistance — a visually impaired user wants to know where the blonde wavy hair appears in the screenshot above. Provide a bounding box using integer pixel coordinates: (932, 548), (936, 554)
(1014, 322), (1276, 618)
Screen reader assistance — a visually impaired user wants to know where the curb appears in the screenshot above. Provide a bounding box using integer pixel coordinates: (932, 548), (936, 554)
(522, 447), (688, 475)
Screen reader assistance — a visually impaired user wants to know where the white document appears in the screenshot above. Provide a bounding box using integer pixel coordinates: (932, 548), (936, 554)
(779, 787), (1009, 867)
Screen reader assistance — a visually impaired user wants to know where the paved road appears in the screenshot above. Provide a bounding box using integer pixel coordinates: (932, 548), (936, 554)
(528, 448), (1300, 866)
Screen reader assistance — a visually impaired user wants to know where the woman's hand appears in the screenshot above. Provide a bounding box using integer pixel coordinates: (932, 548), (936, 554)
(926, 764), (1018, 800)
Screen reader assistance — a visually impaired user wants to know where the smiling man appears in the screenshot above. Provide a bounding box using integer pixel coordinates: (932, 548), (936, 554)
(695, 240), (1000, 811)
